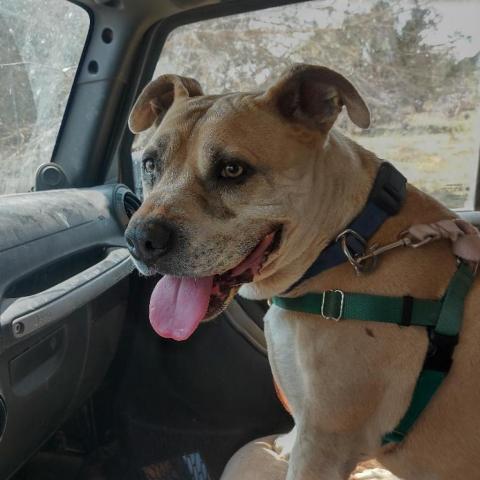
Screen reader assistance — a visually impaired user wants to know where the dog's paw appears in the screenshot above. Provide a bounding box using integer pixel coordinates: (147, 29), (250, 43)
(352, 468), (402, 479)
(273, 427), (297, 460)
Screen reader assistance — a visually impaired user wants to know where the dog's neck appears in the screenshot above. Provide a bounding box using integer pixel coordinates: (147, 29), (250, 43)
(241, 127), (457, 302)
(240, 130), (381, 300)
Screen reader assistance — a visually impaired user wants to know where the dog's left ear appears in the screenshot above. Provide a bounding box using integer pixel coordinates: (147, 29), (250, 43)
(261, 64), (370, 131)
(128, 74), (203, 133)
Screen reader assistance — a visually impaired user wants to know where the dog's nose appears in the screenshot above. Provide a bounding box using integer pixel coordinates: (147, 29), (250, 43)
(125, 220), (173, 262)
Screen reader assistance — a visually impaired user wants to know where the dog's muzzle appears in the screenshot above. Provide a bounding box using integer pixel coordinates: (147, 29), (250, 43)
(125, 219), (174, 265)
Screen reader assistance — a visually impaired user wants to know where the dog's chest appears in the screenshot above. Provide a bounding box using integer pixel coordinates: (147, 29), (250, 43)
(264, 305), (384, 422)
(264, 307), (303, 404)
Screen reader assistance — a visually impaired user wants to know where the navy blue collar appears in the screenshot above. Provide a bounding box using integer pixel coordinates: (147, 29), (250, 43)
(285, 162), (407, 293)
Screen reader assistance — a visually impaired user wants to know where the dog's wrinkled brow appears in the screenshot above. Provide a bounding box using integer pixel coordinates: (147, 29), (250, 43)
(149, 134), (171, 158)
(203, 142), (219, 162)
(203, 142), (247, 165)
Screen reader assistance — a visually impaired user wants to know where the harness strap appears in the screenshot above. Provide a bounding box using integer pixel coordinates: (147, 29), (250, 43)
(271, 263), (475, 444)
(436, 262), (473, 336)
(382, 369), (445, 443)
(382, 263), (474, 443)
(272, 292), (442, 326)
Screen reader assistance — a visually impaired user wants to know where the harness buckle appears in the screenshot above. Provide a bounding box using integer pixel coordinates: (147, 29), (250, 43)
(321, 289), (345, 321)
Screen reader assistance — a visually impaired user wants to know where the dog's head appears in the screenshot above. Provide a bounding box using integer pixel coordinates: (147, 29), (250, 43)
(125, 64), (370, 340)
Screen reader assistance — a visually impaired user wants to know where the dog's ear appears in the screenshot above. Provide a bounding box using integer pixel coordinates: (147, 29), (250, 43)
(261, 64), (370, 131)
(128, 74), (203, 133)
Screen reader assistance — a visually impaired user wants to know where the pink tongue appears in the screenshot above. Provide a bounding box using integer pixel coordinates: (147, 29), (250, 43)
(149, 275), (213, 341)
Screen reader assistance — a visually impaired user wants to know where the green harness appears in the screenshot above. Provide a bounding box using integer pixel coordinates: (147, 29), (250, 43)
(271, 262), (475, 443)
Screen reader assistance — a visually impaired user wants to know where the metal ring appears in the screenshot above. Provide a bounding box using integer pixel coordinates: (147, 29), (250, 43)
(336, 229), (377, 274)
(337, 229), (366, 264)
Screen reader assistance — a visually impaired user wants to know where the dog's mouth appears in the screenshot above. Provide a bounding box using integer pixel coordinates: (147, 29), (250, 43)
(148, 227), (282, 341)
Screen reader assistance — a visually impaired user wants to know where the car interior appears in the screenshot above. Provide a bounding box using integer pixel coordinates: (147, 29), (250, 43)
(0, 0), (478, 479)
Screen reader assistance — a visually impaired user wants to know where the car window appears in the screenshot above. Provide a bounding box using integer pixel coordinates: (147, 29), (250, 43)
(136, 0), (480, 210)
(0, 0), (90, 195)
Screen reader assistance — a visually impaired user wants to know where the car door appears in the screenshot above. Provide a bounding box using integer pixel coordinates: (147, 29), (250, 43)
(2, 1), (479, 479)
(0, 2), (141, 477)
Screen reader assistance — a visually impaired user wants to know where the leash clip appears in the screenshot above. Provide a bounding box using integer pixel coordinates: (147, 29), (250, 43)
(321, 289), (345, 321)
(336, 229), (377, 275)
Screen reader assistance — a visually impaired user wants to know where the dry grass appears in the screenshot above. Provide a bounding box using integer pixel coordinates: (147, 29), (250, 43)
(350, 110), (479, 210)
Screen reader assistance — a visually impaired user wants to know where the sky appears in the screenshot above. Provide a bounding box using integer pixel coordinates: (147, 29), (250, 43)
(426, 1), (480, 58)
(257, 0), (480, 60)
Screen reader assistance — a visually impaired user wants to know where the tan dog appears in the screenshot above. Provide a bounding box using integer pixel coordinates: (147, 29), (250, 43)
(125, 64), (480, 480)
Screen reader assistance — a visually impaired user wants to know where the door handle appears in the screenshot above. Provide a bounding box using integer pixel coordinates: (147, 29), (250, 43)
(1, 248), (134, 341)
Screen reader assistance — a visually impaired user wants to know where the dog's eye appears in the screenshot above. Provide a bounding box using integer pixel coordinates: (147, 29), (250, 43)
(220, 163), (244, 179)
(143, 157), (155, 174)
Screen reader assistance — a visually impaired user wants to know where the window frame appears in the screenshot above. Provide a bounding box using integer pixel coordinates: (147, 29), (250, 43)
(115, 0), (480, 212)
(50, 0), (94, 172)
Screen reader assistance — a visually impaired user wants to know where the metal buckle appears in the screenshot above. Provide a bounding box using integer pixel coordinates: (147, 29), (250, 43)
(336, 229), (377, 274)
(321, 289), (345, 321)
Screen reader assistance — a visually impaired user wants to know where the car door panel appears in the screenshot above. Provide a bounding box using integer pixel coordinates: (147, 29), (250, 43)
(0, 183), (138, 479)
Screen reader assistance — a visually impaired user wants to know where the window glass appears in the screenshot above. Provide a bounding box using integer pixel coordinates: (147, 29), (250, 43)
(0, 0), (90, 195)
(142, 0), (480, 210)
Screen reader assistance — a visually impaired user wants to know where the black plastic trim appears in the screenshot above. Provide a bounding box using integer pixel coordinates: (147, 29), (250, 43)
(224, 300), (267, 355)
(49, 1), (94, 175)
(0, 396), (6, 442)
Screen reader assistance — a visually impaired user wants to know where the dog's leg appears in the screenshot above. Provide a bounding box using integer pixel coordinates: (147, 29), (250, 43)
(274, 426), (297, 459)
(221, 435), (288, 480)
(284, 420), (368, 480)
